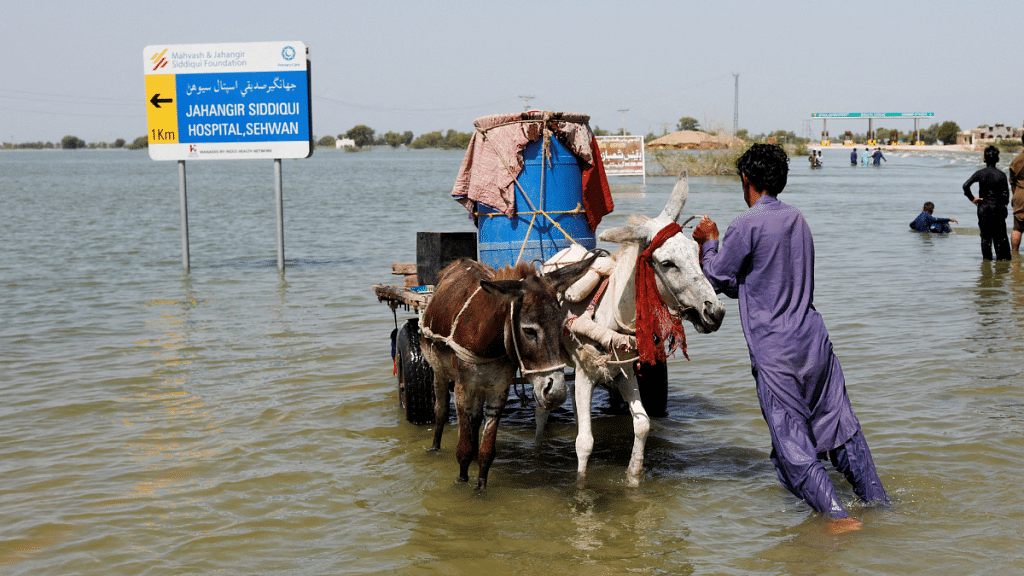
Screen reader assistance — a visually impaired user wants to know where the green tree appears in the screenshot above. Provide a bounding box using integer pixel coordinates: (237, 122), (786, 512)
(113, 138), (126, 148)
(409, 131), (443, 149)
(677, 117), (700, 131)
(61, 135), (85, 149)
(592, 126), (610, 136)
(345, 125), (375, 147)
(126, 135), (149, 149)
(918, 124), (938, 144)
(935, 121), (961, 145)
(443, 129), (472, 150)
(764, 130), (805, 145)
(383, 131), (408, 148)
(317, 135), (337, 148)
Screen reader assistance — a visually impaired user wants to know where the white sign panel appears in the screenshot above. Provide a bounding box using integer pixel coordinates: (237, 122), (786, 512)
(596, 135), (645, 177)
(143, 41), (312, 160)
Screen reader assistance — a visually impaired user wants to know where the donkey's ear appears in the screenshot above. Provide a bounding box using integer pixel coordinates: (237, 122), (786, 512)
(599, 226), (651, 246)
(658, 171), (689, 223)
(480, 279), (525, 301)
(545, 251), (599, 294)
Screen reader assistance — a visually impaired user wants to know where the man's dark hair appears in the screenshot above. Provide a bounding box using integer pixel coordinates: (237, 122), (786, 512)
(736, 143), (789, 196)
(984, 145), (1000, 166)
(923, 201), (935, 212)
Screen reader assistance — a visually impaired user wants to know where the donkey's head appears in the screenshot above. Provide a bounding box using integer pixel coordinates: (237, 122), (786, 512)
(599, 172), (725, 334)
(480, 254), (597, 410)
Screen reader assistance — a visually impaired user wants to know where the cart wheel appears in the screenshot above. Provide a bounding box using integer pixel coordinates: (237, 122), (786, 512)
(635, 359), (668, 417)
(396, 318), (435, 424)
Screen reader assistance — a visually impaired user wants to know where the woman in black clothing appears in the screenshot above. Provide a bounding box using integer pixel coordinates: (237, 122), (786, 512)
(963, 146), (1011, 261)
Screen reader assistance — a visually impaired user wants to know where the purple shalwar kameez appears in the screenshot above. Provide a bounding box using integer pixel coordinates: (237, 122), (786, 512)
(700, 195), (887, 518)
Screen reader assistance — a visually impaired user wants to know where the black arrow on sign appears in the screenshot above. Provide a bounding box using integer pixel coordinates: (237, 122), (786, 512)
(150, 93), (173, 108)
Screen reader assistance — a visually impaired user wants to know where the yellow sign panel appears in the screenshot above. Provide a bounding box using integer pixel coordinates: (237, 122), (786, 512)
(144, 74), (179, 144)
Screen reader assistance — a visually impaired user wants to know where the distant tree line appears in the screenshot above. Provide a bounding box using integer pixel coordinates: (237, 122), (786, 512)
(1, 136), (144, 150)
(830, 121), (962, 145)
(0, 120), (978, 153)
(314, 125), (473, 150)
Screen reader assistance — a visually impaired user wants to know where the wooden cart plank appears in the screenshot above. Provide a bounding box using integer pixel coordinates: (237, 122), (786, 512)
(373, 284), (431, 312)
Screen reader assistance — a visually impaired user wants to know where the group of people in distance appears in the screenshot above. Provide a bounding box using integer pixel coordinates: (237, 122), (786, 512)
(810, 147), (887, 169)
(911, 137), (1024, 261)
(808, 150), (822, 168)
(849, 147), (886, 166)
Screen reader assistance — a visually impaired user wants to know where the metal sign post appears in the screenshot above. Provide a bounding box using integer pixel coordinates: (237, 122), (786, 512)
(179, 160), (190, 271)
(143, 40), (312, 271)
(811, 112), (934, 145)
(274, 158), (285, 271)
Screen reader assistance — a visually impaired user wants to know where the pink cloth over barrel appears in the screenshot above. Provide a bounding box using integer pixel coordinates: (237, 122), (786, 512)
(451, 111), (613, 232)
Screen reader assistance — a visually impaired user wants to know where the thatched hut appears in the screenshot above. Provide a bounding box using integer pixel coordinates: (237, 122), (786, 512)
(646, 131), (744, 150)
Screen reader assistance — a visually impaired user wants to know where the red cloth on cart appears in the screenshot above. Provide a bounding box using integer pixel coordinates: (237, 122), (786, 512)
(451, 112), (613, 232)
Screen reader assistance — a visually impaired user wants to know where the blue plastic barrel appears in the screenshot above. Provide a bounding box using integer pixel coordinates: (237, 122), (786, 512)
(477, 136), (595, 269)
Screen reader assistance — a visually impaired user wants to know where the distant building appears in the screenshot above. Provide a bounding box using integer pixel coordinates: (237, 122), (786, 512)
(335, 138), (356, 148)
(957, 123), (1023, 149)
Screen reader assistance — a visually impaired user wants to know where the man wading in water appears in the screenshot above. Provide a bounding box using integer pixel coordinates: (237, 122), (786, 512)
(692, 144), (889, 533)
(963, 145), (1011, 261)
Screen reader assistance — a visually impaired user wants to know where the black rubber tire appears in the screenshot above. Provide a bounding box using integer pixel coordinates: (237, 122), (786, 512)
(635, 359), (668, 417)
(396, 319), (435, 424)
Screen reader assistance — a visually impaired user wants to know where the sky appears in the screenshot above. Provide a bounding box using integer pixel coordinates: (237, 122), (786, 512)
(2, 0), (1022, 144)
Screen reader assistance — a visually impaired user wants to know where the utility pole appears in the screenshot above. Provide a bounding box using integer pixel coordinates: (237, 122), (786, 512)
(618, 108), (629, 135)
(733, 73), (739, 135)
(518, 95), (535, 111)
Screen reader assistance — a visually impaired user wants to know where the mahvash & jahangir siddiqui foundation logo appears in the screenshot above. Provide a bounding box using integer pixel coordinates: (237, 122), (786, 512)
(150, 49), (169, 71)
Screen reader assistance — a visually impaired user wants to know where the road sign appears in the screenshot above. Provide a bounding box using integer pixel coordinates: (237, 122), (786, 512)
(143, 41), (312, 160)
(596, 135), (646, 177)
(811, 112), (934, 118)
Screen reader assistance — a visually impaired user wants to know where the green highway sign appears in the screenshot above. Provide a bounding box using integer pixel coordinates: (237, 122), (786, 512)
(811, 112), (934, 118)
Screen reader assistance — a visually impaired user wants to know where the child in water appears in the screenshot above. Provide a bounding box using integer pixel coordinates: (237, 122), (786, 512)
(909, 202), (956, 233)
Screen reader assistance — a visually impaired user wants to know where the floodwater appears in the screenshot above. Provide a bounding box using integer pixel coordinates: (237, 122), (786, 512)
(2, 146), (1022, 575)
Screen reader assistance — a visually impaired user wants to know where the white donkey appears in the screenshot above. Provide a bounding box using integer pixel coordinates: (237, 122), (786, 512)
(538, 173), (726, 486)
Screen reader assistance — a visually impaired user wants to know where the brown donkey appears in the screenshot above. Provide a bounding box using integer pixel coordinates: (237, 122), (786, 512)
(420, 256), (595, 488)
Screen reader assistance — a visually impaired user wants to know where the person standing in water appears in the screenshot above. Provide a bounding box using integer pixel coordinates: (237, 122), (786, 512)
(1008, 135), (1024, 254)
(692, 144), (889, 533)
(963, 145), (1011, 260)
(872, 148), (886, 165)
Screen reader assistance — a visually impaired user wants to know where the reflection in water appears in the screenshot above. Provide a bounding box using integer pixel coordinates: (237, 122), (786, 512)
(123, 277), (217, 513)
(968, 258), (1024, 381)
(973, 259), (1020, 330)
(570, 489), (603, 552)
(1007, 259), (1024, 331)
(566, 488), (694, 574)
